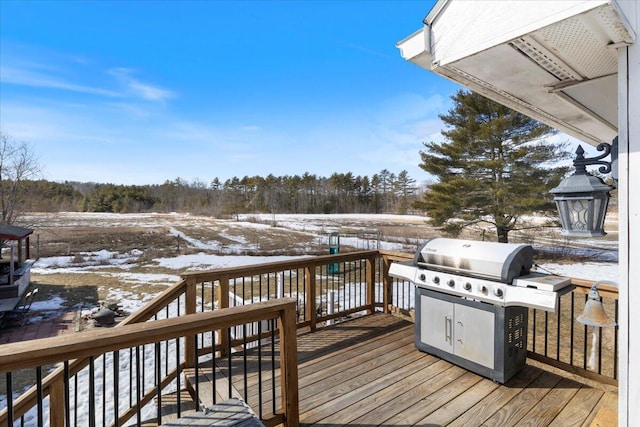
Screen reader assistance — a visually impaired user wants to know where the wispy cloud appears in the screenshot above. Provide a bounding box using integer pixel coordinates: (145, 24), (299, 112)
(0, 65), (121, 97)
(108, 68), (174, 101)
(1, 44), (175, 103)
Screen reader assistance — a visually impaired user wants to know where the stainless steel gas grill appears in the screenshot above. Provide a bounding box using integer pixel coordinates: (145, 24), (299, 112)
(389, 238), (573, 383)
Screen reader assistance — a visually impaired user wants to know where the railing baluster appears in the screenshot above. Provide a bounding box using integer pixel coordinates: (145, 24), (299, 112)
(259, 274), (263, 303)
(212, 334), (216, 405)
(64, 361), (70, 427)
(35, 366), (43, 427)
(176, 336), (182, 417)
(598, 293), (604, 375)
(258, 319), (263, 419)
(165, 338), (169, 382)
(113, 351), (119, 427)
(227, 328), (233, 398)
(297, 268), (303, 321)
(128, 349), (133, 409)
(74, 371), (79, 426)
(201, 281), (205, 312)
(556, 297), (561, 360)
(570, 292), (575, 366)
(583, 294), (588, 369)
(103, 353), (106, 427)
(598, 321), (603, 374)
(142, 345), (146, 398)
(6, 372), (13, 426)
(243, 323), (248, 402)
(544, 311), (549, 357)
(271, 318), (276, 416)
(135, 346), (141, 424)
(194, 336), (200, 412)
(88, 357), (95, 427)
(155, 342), (161, 425)
(532, 309), (537, 353)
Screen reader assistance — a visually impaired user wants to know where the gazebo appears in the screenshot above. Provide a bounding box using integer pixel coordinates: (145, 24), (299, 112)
(0, 224), (34, 300)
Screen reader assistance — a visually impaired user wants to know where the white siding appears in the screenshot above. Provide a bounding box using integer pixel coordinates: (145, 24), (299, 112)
(617, 1), (640, 425)
(428, 0), (608, 66)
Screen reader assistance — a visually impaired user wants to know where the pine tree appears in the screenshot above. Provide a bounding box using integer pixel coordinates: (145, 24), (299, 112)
(395, 170), (416, 214)
(415, 90), (570, 243)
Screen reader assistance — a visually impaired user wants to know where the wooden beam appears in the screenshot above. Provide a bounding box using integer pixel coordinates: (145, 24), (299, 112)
(527, 352), (618, 386)
(218, 275), (230, 356)
(119, 278), (188, 326)
(279, 303), (299, 426)
(571, 278), (619, 300)
(305, 266), (316, 331)
(181, 251), (379, 283)
(366, 255), (376, 314)
(0, 299), (297, 373)
(185, 277), (197, 368)
(49, 379), (65, 427)
(382, 256), (392, 314)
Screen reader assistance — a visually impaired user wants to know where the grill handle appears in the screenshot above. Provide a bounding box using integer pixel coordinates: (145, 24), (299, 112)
(445, 315), (452, 343)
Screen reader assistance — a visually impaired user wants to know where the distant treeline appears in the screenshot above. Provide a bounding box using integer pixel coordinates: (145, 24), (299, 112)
(22, 170), (424, 216)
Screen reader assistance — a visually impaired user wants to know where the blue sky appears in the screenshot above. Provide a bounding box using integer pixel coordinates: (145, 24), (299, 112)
(0, 0), (465, 185)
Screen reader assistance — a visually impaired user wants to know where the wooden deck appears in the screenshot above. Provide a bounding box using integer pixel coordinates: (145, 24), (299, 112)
(191, 313), (616, 427)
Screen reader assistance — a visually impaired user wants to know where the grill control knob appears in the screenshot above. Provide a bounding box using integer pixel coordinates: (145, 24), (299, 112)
(433, 276), (440, 285)
(463, 282), (472, 291)
(447, 279), (455, 287)
(494, 287), (504, 298)
(479, 285), (488, 294)
(419, 273), (426, 282)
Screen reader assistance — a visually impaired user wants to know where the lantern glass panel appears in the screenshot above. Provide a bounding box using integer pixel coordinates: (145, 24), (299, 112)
(567, 198), (590, 231)
(554, 193), (608, 237)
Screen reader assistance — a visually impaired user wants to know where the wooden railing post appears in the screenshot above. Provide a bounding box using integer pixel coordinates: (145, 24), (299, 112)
(185, 277), (197, 367)
(366, 255), (376, 314)
(279, 302), (299, 427)
(49, 378), (65, 427)
(382, 255), (392, 314)
(218, 275), (230, 355)
(305, 266), (317, 331)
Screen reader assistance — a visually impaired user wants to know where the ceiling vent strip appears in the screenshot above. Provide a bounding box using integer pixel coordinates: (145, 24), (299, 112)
(509, 36), (581, 82)
(444, 64), (602, 145)
(536, 9), (619, 78)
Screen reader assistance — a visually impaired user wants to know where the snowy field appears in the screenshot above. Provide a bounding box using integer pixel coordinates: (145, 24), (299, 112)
(18, 211), (619, 323)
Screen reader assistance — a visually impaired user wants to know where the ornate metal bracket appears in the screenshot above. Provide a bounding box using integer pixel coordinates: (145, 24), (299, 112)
(573, 142), (612, 175)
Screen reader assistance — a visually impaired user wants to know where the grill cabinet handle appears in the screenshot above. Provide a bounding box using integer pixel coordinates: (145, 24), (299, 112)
(445, 315), (452, 342)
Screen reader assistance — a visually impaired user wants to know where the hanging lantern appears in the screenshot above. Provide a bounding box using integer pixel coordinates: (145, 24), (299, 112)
(550, 143), (614, 237)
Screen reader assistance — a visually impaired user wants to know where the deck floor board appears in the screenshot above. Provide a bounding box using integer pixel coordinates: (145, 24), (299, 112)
(189, 313), (614, 426)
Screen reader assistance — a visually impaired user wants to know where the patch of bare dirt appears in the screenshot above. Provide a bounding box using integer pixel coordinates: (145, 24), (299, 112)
(35, 226), (179, 258)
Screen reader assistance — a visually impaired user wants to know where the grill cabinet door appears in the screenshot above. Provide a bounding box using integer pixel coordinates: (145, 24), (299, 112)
(454, 303), (495, 369)
(419, 294), (454, 352)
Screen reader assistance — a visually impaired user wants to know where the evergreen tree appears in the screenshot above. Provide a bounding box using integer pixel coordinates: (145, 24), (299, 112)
(415, 90), (570, 243)
(395, 170), (416, 214)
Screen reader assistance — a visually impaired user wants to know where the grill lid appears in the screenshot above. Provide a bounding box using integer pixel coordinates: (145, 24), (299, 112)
(414, 238), (534, 283)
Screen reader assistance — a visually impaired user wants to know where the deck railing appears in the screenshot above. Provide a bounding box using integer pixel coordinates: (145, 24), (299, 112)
(0, 299), (298, 427)
(528, 277), (619, 386)
(0, 249), (619, 425)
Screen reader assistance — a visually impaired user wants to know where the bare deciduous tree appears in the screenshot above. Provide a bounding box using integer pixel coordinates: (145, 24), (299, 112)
(0, 132), (42, 226)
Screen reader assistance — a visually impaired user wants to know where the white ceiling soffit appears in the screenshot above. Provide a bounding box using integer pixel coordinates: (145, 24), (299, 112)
(397, 1), (634, 146)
